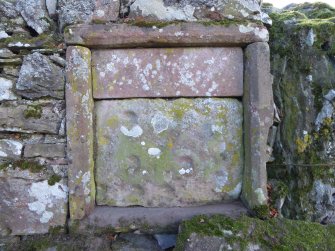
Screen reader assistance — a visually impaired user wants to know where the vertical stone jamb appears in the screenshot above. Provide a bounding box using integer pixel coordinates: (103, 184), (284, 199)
(66, 46), (95, 220)
(242, 42), (274, 210)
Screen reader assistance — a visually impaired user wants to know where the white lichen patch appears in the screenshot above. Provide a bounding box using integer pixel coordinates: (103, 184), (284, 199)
(28, 180), (68, 224)
(151, 113), (170, 134)
(227, 182), (242, 199)
(148, 147), (161, 156)
(120, 125), (143, 138)
(214, 172), (228, 192)
(238, 25), (268, 40)
(0, 30), (9, 39)
(179, 167), (193, 175)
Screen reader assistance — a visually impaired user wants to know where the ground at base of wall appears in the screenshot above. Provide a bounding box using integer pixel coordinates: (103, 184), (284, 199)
(2, 215), (335, 251)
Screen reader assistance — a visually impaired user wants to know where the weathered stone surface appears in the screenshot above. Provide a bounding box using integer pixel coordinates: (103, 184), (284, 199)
(46, 0), (57, 17)
(0, 168), (68, 235)
(58, 0), (95, 30)
(0, 100), (65, 134)
(92, 0), (120, 23)
(92, 48), (243, 98)
(24, 144), (66, 158)
(0, 77), (18, 101)
(16, 52), (65, 100)
(176, 215), (335, 251)
(129, 0), (261, 22)
(74, 202), (247, 234)
(0, 140), (23, 159)
(16, 0), (51, 34)
(0, 58), (22, 65)
(111, 233), (162, 251)
(95, 98), (243, 207)
(0, 48), (16, 58)
(242, 42), (273, 209)
(64, 23), (269, 48)
(66, 46), (95, 220)
(268, 7), (335, 224)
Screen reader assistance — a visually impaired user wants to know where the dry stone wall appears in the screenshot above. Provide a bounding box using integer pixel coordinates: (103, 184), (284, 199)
(0, 0), (274, 239)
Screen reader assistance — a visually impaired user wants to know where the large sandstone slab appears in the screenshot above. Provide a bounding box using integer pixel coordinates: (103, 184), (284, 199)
(64, 23), (269, 48)
(92, 48), (243, 98)
(95, 98), (243, 207)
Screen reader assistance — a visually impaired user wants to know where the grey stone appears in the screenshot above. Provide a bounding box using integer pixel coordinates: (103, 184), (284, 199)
(111, 233), (162, 251)
(242, 42), (273, 209)
(0, 100), (65, 134)
(16, 52), (65, 100)
(0, 169), (68, 235)
(0, 30), (10, 39)
(0, 0), (19, 18)
(154, 234), (177, 249)
(0, 77), (18, 101)
(46, 0), (57, 17)
(0, 139), (23, 159)
(0, 58), (22, 65)
(24, 144), (66, 158)
(120, 0), (135, 16)
(0, 49), (16, 59)
(95, 98), (243, 207)
(49, 54), (66, 67)
(16, 0), (51, 34)
(183, 233), (233, 251)
(3, 66), (20, 77)
(58, 0), (95, 30)
(129, 0), (261, 21)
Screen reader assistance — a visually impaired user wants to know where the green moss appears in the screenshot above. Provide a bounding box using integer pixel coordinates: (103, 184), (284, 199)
(1, 160), (45, 173)
(175, 215), (335, 251)
(48, 174), (62, 186)
(252, 205), (270, 219)
(23, 105), (42, 119)
(126, 20), (181, 28)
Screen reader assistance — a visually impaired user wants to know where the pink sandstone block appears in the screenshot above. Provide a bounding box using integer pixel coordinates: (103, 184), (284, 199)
(92, 47), (243, 98)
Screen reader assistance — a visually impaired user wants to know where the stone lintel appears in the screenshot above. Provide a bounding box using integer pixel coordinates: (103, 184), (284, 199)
(242, 42), (274, 209)
(92, 48), (243, 98)
(64, 23), (269, 49)
(66, 46), (95, 220)
(71, 202), (247, 234)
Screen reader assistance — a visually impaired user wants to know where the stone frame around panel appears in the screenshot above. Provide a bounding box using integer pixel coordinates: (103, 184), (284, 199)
(65, 23), (273, 222)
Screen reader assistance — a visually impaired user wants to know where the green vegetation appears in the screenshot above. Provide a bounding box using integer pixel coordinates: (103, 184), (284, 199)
(48, 174), (62, 186)
(0, 160), (44, 173)
(175, 215), (335, 251)
(23, 105), (42, 119)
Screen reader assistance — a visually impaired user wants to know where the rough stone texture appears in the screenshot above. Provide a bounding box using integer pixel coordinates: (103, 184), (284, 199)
(242, 42), (273, 209)
(95, 98), (243, 207)
(0, 77), (18, 101)
(24, 144), (66, 158)
(16, 52), (65, 100)
(0, 139), (23, 159)
(58, 0), (95, 30)
(176, 214), (335, 251)
(0, 167), (68, 235)
(66, 46), (95, 220)
(92, 48), (243, 98)
(111, 233), (162, 251)
(46, 0), (57, 17)
(74, 202), (247, 234)
(268, 5), (335, 224)
(0, 100), (65, 134)
(92, 0), (120, 23)
(129, 0), (262, 22)
(16, 0), (52, 34)
(64, 23), (269, 48)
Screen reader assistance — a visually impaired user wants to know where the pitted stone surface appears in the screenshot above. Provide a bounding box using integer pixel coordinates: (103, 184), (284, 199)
(0, 167), (68, 235)
(92, 48), (243, 98)
(92, 0), (120, 23)
(0, 139), (23, 159)
(95, 98), (243, 207)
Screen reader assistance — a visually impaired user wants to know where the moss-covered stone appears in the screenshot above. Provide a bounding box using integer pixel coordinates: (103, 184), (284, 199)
(175, 215), (335, 251)
(23, 105), (42, 119)
(48, 174), (62, 186)
(0, 160), (45, 173)
(268, 3), (335, 223)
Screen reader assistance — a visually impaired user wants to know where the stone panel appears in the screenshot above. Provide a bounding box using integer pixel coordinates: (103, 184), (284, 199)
(242, 42), (273, 209)
(95, 98), (243, 207)
(92, 48), (243, 98)
(24, 143), (66, 158)
(66, 46), (95, 220)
